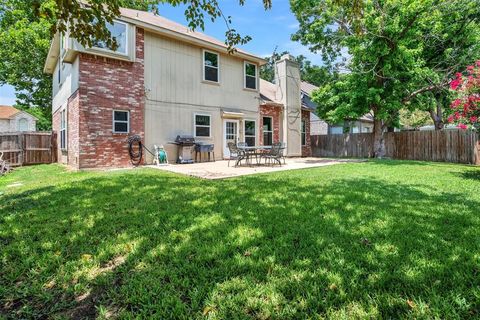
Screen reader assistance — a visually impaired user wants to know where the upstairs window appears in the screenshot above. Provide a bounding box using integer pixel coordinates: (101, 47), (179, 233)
(113, 110), (130, 133)
(92, 21), (128, 55)
(244, 62), (257, 90)
(18, 118), (28, 132)
(195, 114), (211, 137)
(203, 51), (219, 83)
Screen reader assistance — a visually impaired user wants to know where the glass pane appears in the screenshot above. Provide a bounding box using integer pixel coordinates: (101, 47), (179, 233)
(204, 52), (218, 67)
(302, 133), (306, 146)
(114, 122), (128, 133)
(61, 130), (66, 149)
(196, 115), (210, 126)
(205, 66), (218, 82)
(196, 126), (210, 137)
(245, 120), (255, 136)
(263, 132), (273, 146)
(92, 22), (127, 53)
(245, 63), (256, 76)
(114, 111), (128, 121)
(263, 117), (272, 131)
(301, 120), (306, 133)
(245, 76), (256, 89)
(245, 137), (255, 147)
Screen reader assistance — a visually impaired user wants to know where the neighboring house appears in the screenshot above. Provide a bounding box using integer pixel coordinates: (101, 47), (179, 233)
(0, 106), (37, 133)
(297, 82), (375, 135)
(43, 8), (312, 169)
(328, 114), (375, 135)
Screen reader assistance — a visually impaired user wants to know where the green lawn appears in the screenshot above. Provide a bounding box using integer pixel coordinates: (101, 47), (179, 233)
(1, 161), (480, 319)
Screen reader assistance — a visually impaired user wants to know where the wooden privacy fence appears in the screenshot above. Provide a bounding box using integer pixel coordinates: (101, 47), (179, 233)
(311, 130), (480, 165)
(0, 132), (57, 166)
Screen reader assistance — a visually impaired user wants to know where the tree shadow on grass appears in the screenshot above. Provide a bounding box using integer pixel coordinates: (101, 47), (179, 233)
(1, 167), (479, 319)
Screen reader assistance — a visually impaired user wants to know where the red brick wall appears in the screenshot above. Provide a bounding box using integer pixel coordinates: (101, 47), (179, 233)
(301, 109), (311, 157)
(259, 104), (282, 145)
(76, 28), (145, 168)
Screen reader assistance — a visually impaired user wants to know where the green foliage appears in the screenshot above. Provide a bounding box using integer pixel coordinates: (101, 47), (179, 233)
(260, 51), (337, 87)
(399, 109), (432, 130)
(290, 0), (480, 131)
(0, 1), (53, 128)
(0, 0), (272, 129)
(1, 162), (480, 318)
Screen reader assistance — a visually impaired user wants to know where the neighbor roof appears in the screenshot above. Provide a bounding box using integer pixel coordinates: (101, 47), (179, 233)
(0, 106), (21, 119)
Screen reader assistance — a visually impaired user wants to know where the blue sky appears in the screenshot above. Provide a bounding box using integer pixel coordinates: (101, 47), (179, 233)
(0, 0), (322, 105)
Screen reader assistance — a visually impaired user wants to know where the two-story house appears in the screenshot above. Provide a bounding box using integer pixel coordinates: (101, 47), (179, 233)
(44, 8), (311, 169)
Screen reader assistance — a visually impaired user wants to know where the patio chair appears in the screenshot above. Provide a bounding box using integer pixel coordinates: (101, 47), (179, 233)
(227, 142), (245, 167)
(261, 142), (283, 166)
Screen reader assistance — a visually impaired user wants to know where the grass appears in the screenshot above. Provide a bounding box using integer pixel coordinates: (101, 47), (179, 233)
(1, 161), (480, 319)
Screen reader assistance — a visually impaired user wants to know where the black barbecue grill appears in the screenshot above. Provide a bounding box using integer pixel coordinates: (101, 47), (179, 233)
(173, 135), (195, 164)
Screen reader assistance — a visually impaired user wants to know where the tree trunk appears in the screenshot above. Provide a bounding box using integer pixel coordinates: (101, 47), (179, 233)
(373, 118), (386, 158)
(429, 94), (444, 130)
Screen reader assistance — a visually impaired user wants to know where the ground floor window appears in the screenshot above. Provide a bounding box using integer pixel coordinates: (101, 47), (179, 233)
(195, 114), (211, 137)
(301, 119), (306, 146)
(60, 109), (67, 150)
(263, 117), (273, 145)
(244, 120), (256, 146)
(113, 110), (130, 133)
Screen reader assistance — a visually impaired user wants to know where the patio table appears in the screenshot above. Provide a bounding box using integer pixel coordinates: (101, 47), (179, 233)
(236, 145), (272, 167)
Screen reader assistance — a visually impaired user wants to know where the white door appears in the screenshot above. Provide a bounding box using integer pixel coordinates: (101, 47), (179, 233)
(223, 119), (239, 158)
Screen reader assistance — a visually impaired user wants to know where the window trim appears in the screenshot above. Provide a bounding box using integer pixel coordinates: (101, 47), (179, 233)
(202, 49), (220, 84)
(112, 110), (130, 134)
(244, 61), (258, 90)
(262, 116), (273, 146)
(194, 113), (212, 138)
(244, 119), (256, 146)
(60, 109), (67, 150)
(91, 20), (129, 56)
(301, 119), (307, 146)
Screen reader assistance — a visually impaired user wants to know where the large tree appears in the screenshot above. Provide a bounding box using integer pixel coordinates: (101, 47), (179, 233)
(291, 0), (480, 157)
(0, 0), (272, 129)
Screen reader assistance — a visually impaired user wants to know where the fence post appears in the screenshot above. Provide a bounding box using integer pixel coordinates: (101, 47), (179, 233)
(19, 133), (25, 166)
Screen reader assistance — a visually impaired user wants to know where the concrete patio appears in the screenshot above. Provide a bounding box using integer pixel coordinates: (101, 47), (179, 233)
(148, 157), (363, 179)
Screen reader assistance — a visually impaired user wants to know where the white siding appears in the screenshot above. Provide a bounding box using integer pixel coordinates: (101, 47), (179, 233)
(143, 31), (260, 161)
(52, 56), (80, 114)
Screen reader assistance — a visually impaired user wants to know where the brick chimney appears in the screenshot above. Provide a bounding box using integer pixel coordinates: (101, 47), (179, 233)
(275, 54), (302, 156)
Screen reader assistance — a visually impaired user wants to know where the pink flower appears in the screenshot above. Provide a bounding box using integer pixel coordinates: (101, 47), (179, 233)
(470, 116), (478, 123)
(458, 123), (468, 130)
(447, 115), (454, 123)
(450, 79), (461, 90)
(451, 99), (461, 109)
